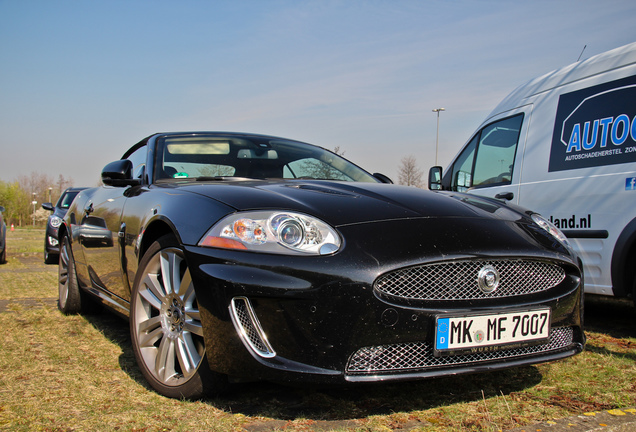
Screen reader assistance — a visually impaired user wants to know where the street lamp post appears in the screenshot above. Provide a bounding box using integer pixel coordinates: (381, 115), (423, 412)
(432, 108), (445, 166)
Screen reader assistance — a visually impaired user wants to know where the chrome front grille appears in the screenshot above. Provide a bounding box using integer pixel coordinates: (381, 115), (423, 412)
(346, 326), (574, 376)
(230, 297), (276, 358)
(374, 260), (566, 301)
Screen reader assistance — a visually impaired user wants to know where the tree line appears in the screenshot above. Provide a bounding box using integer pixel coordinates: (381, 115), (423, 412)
(0, 172), (75, 227)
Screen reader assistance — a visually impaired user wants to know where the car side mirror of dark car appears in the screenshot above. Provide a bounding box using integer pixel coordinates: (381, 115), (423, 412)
(428, 166), (443, 190)
(373, 173), (393, 184)
(102, 160), (141, 187)
(0, 206), (4, 212)
(42, 202), (54, 211)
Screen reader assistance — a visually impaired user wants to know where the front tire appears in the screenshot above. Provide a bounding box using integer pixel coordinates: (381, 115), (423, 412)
(129, 234), (226, 399)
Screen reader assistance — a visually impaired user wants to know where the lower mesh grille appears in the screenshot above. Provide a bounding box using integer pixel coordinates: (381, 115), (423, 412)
(230, 297), (276, 358)
(346, 326), (574, 375)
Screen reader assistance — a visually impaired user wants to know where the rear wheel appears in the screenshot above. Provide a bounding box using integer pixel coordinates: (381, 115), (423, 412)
(58, 235), (83, 314)
(129, 234), (226, 399)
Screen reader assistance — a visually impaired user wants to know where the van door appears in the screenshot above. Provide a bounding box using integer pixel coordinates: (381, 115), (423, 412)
(445, 107), (531, 203)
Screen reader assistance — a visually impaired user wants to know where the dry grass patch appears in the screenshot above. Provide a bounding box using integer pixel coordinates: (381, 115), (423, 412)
(0, 228), (635, 431)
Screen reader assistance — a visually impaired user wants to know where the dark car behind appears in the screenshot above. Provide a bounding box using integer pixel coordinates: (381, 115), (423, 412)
(42, 187), (86, 264)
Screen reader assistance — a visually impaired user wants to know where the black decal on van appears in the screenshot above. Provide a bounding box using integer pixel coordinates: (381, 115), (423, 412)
(549, 74), (636, 172)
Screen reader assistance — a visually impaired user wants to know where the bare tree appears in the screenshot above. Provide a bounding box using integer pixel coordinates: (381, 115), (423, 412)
(397, 155), (424, 187)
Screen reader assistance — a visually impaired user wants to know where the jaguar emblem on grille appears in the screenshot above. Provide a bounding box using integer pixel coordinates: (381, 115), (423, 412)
(478, 265), (500, 293)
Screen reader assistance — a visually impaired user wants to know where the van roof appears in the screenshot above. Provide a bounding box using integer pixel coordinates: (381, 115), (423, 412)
(488, 42), (636, 117)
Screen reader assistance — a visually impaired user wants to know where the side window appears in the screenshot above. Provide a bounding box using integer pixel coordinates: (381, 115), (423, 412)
(472, 115), (523, 187)
(450, 114), (523, 191)
(451, 135), (477, 192)
(126, 145), (147, 180)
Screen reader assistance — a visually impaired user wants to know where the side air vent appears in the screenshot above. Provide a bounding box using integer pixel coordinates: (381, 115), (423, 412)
(230, 297), (276, 358)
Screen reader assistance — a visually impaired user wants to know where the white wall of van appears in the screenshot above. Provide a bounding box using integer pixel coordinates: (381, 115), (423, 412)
(431, 42), (636, 301)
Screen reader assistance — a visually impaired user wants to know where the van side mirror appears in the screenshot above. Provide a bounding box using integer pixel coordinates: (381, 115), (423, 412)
(428, 166), (442, 190)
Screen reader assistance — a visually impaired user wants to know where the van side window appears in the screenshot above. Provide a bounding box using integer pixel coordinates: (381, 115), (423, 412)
(451, 135), (477, 192)
(450, 114), (523, 191)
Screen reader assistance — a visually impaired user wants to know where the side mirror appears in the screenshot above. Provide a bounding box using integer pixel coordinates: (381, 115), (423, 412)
(42, 203), (54, 211)
(373, 173), (393, 184)
(102, 160), (141, 187)
(0, 206), (4, 212)
(428, 166), (443, 190)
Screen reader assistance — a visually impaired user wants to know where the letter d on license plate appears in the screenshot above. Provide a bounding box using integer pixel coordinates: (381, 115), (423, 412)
(435, 308), (551, 356)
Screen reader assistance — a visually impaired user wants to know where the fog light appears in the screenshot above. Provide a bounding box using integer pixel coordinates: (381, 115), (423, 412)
(48, 236), (59, 247)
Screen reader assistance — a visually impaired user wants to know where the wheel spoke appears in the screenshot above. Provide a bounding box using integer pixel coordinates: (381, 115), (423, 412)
(155, 336), (177, 383)
(184, 320), (203, 337)
(177, 268), (193, 299)
(59, 283), (68, 305)
(160, 251), (181, 296)
(137, 316), (163, 347)
(184, 307), (201, 322)
(59, 246), (69, 282)
(176, 333), (201, 378)
(139, 274), (164, 311)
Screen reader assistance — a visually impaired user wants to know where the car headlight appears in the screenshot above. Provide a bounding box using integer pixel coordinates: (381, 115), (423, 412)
(49, 216), (63, 228)
(531, 214), (570, 247)
(199, 211), (341, 255)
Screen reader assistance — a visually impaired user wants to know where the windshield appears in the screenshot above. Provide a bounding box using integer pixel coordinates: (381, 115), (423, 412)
(154, 135), (379, 183)
(58, 191), (80, 209)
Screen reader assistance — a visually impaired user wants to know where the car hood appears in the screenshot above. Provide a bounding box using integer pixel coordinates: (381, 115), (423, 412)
(165, 180), (527, 226)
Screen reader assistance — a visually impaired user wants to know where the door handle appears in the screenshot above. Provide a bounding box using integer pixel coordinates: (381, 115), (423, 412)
(495, 192), (514, 201)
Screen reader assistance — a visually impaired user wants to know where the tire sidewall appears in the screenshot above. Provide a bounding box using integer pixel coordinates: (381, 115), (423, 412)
(58, 235), (82, 314)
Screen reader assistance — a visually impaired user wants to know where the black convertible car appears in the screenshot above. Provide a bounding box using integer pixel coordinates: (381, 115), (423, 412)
(59, 132), (585, 399)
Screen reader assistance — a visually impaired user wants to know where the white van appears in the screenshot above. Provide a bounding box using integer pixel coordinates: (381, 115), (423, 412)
(429, 42), (636, 303)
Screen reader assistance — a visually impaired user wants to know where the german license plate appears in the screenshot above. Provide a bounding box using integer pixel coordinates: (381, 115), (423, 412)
(434, 308), (551, 356)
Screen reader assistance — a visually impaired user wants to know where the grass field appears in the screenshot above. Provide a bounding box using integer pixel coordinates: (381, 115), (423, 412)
(0, 228), (635, 431)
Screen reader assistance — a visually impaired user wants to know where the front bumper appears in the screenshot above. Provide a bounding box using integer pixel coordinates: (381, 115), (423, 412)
(184, 229), (585, 385)
(45, 227), (60, 255)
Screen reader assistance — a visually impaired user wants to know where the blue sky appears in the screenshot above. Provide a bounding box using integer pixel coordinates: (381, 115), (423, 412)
(1, 0), (635, 187)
